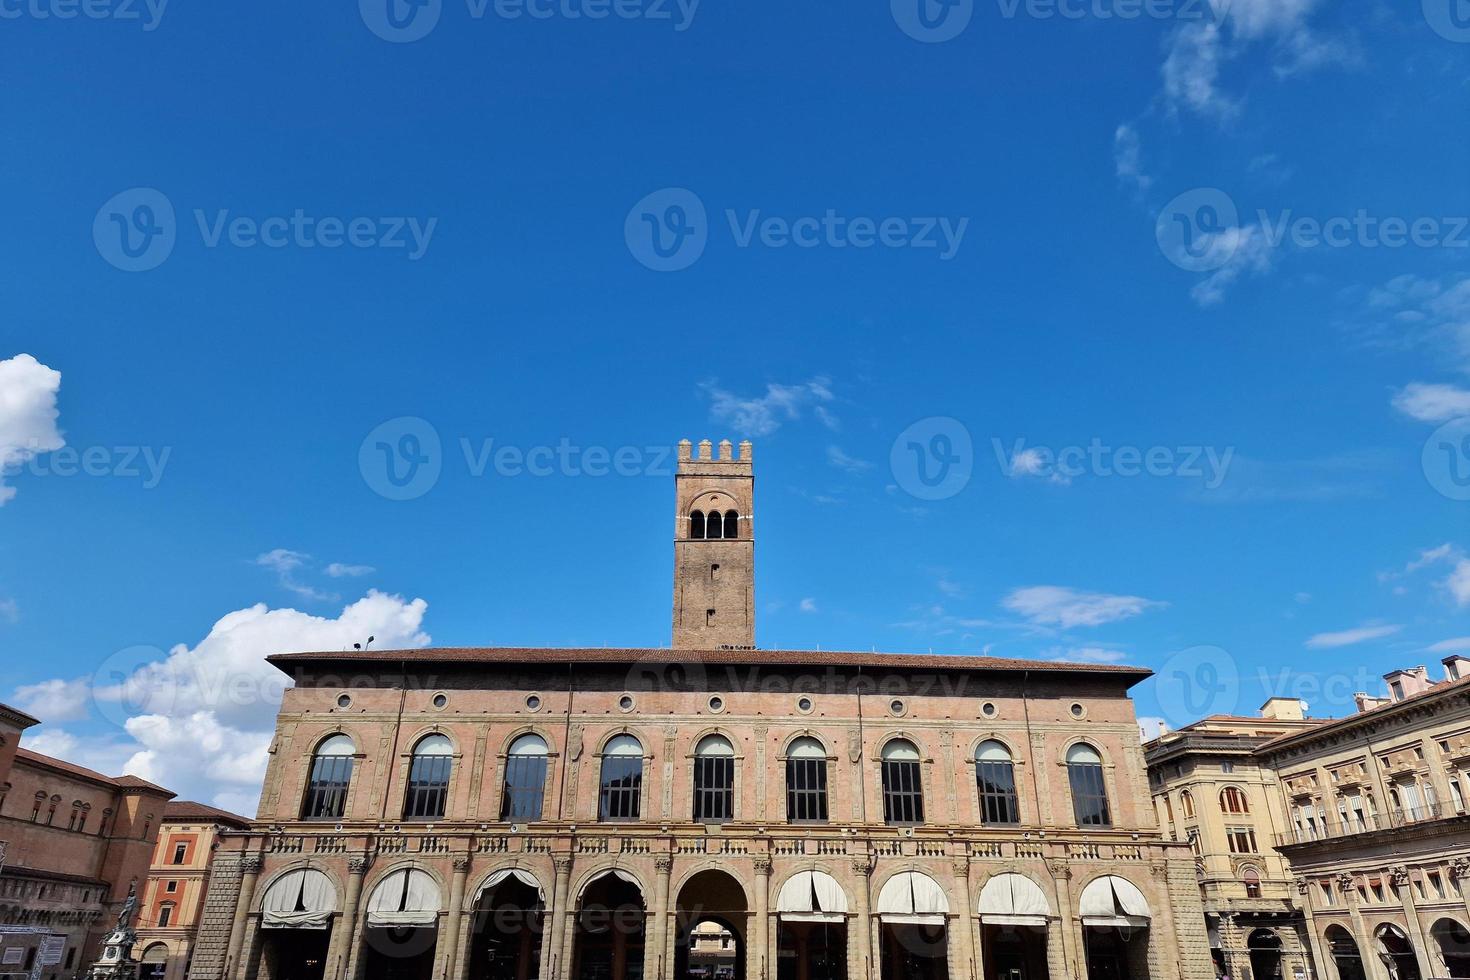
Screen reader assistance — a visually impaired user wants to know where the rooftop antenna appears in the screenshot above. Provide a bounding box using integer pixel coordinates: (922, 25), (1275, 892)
(353, 635), (375, 651)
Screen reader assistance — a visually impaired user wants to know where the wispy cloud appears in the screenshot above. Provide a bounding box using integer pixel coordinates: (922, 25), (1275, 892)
(825, 446), (872, 474)
(1195, 451), (1387, 503)
(1188, 225), (1278, 307)
(1043, 645), (1131, 664)
(1113, 124), (1152, 194)
(1305, 623), (1401, 649)
(799, 597), (818, 613)
(1002, 586), (1165, 629)
(1392, 383), (1470, 423)
(1428, 637), (1470, 654)
(701, 377), (836, 437)
(325, 562), (375, 578)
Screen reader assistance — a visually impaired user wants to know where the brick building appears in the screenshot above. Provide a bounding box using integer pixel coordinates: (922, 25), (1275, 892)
(133, 802), (252, 980)
(187, 438), (1213, 980)
(0, 703), (175, 979)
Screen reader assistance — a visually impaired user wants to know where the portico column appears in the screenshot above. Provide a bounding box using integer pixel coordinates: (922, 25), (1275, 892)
(648, 854), (673, 980)
(1340, 874), (1389, 980)
(329, 854), (370, 980)
(1045, 860), (1079, 980)
(225, 854), (263, 980)
(753, 856), (772, 980)
(850, 857), (873, 980)
(1294, 881), (1329, 980)
(965, 859), (984, 980)
(439, 856), (470, 980)
(1391, 867), (1434, 980)
(948, 859), (977, 980)
(543, 855), (573, 980)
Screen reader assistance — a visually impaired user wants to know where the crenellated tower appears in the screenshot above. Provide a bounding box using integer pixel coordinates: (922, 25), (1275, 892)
(672, 438), (754, 649)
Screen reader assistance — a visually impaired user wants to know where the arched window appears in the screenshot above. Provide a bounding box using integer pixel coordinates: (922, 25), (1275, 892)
(690, 510), (706, 539)
(501, 734), (549, 821)
(404, 734), (453, 820)
(1180, 790), (1195, 818)
(1242, 868), (1262, 898)
(881, 739), (924, 825)
(786, 737), (828, 823)
(707, 510), (724, 539)
(693, 734), (735, 824)
(1221, 786), (1249, 814)
(1066, 743), (1111, 827)
(975, 740), (1019, 825)
(599, 735), (643, 822)
(302, 734), (356, 820)
(724, 510), (739, 539)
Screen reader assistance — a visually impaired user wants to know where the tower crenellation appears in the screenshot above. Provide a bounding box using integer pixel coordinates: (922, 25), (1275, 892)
(672, 437), (755, 649)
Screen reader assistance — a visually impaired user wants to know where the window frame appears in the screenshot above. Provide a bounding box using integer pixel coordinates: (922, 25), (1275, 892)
(880, 739), (925, 826)
(785, 737), (829, 824)
(598, 735), (644, 823)
(974, 740), (1019, 826)
(301, 734), (356, 822)
(500, 734), (550, 822)
(403, 734), (454, 821)
(1066, 743), (1112, 828)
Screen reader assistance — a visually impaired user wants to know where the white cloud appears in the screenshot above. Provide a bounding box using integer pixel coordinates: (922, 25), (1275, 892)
(0, 598), (16, 623)
(19, 590), (429, 806)
(1004, 447), (1072, 485)
(1163, 23), (1235, 120)
(1113, 124), (1152, 193)
(1189, 225), (1277, 307)
(825, 446), (872, 474)
(1044, 646), (1130, 664)
(799, 597), (818, 613)
(1294, 592), (1312, 604)
(1305, 623), (1401, 649)
(325, 562), (375, 578)
(255, 549), (342, 602)
(1392, 382), (1470, 423)
(701, 377), (835, 436)
(1380, 543), (1457, 581)
(1002, 586), (1166, 629)
(1447, 560), (1470, 607)
(1428, 637), (1470, 654)
(12, 677), (91, 722)
(1138, 716), (1168, 742)
(0, 353), (64, 506)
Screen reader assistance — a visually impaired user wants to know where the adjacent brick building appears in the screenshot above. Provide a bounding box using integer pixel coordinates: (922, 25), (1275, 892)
(185, 438), (1213, 980)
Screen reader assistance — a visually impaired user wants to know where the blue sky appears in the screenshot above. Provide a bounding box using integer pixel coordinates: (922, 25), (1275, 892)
(3, 0), (1470, 812)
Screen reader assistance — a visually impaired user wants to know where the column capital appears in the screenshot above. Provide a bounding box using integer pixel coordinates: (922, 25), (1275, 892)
(553, 854), (574, 875)
(347, 854), (373, 876)
(753, 856), (773, 877)
(950, 859), (969, 880)
(240, 854), (264, 875)
(1335, 872), (1356, 890)
(1294, 877), (1309, 895)
(655, 855), (674, 876)
(1389, 866), (1411, 888)
(1453, 857), (1470, 880)
(851, 857), (873, 879)
(1045, 860), (1072, 880)
(453, 856), (472, 874)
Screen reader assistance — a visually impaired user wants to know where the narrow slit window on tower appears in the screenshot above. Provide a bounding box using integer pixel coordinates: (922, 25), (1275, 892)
(706, 609), (716, 626)
(690, 510), (705, 539)
(711, 563), (720, 581)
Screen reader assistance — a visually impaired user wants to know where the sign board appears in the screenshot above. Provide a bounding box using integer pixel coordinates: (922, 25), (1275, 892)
(36, 937), (64, 967)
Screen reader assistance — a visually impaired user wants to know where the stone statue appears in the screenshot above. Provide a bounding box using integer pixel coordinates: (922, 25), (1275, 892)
(115, 893), (138, 931)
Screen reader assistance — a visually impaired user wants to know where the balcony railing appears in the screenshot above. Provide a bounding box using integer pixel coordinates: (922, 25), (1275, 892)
(1276, 804), (1454, 845)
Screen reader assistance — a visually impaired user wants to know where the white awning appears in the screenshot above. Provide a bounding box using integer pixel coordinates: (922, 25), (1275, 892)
(477, 868), (546, 904)
(1079, 875), (1151, 929)
(777, 871), (848, 922)
(261, 869), (337, 930)
(140, 946), (168, 965)
(976, 874), (1051, 927)
(876, 872), (949, 926)
(366, 869), (442, 928)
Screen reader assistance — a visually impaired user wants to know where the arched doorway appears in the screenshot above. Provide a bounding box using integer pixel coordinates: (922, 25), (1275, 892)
(573, 870), (646, 980)
(1375, 924), (1423, 980)
(1434, 919), (1470, 978)
(466, 868), (545, 980)
(1078, 876), (1150, 980)
(674, 869), (748, 980)
(362, 868), (442, 980)
(776, 870), (849, 980)
(139, 943), (168, 980)
(257, 868), (336, 980)
(1324, 925), (1366, 980)
(876, 871), (949, 980)
(976, 874), (1050, 980)
(1247, 929), (1282, 980)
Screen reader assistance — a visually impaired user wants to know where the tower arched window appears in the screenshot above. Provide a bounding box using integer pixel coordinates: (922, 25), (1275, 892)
(881, 739), (925, 825)
(975, 740), (1019, 825)
(786, 737), (828, 823)
(693, 735), (735, 823)
(689, 510), (706, 539)
(404, 734), (453, 820)
(724, 510), (739, 539)
(707, 510), (724, 539)
(599, 735), (644, 821)
(302, 734), (355, 820)
(501, 734), (549, 821)
(1067, 743), (1111, 827)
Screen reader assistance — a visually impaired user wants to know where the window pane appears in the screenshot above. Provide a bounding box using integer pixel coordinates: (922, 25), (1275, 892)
(694, 756), (734, 823)
(976, 760), (1019, 824)
(786, 758), (828, 823)
(303, 755), (354, 820)
(501, 754), (547, 820)
(600, 756), (643, 821)
(882, 760), (924, 825)
(1068, 762), (1110, 827)
(405, 754), (452, 819)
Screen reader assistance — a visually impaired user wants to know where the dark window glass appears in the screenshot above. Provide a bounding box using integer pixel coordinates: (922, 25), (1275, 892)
(599, 756), (643, 821)
(1067, 749), (1111, 827)
(976, 760), (1020, 825)
(690, 510), (705, 539)
(786, 758), (828, 823)
(882, 760), (925, 825)
(302, 755), (354, 820)
(707, 511), (724, 539)
(501, 748), (548, 821)
(724, 510), (739, 539)
(404, 737), (453, 820)
(694, 756), (734, 823)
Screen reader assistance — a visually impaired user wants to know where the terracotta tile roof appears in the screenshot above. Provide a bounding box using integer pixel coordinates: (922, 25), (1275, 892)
(268, 646), (1151, 680)
(15, 747), (174, 796)
(164, 800), (252, 828)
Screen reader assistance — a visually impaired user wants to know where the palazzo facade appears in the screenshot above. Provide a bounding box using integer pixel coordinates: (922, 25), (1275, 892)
(186, 439), (1212, 980)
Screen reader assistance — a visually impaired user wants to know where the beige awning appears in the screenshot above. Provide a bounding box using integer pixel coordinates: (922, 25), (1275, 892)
(777, 871), (848, 922)
(976, 874), (1051, 928)
(261, 869), (337, 929)
(1079, 875), (1150, 929)
(477, 868), (546, 904)
(876, 871), (949, 926)
(366, 869), (441, 928)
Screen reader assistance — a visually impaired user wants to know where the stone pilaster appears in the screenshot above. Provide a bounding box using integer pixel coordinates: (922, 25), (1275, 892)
(752, 855), (772, 980)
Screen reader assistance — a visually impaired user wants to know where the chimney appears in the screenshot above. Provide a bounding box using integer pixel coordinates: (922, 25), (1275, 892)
(1354, 692), (1391, 713)
(1259, 697), (1305, 721)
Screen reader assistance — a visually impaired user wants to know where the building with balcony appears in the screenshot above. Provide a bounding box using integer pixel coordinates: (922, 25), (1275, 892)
(184, 438), (1214, 980)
